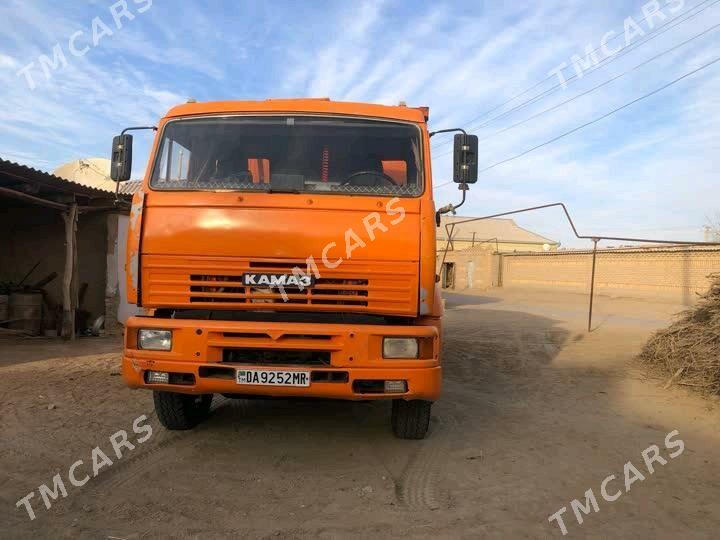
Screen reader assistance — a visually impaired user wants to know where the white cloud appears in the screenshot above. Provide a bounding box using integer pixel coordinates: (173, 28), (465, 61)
(143, 86), (186, 112)
(1, 0), (717, 247)
(304, 0), (387, 98)
(0, 2), (190, 176)
(101, 29), (226, 80)
(0, 53), (17, 69)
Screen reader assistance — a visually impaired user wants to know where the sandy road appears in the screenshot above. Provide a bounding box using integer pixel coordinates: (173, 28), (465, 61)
(1, 289), (719, 538)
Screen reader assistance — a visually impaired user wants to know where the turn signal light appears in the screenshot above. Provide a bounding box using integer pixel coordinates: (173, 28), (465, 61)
(384, 380), (407, 393)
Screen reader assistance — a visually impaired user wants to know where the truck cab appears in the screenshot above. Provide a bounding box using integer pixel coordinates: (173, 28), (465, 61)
(112, 98), (476, 439)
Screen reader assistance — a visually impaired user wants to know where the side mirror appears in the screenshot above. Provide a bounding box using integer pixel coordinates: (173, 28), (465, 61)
(111, 134), (133, 182)
(453, 134), (478, 184)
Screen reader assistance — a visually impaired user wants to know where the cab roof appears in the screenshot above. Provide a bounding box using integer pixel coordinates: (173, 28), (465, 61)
(165, 98), (428, 123)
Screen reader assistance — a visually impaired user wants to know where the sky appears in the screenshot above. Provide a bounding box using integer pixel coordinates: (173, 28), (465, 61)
(0, 0), (718, 247)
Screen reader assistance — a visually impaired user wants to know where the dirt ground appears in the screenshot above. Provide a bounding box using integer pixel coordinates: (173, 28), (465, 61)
(1, 288), (719, 538)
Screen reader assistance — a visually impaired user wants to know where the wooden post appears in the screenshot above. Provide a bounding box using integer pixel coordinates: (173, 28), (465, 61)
(497, 253), (504, 287)
(587, 238), (599, 333)
(61, 203), (78, 339)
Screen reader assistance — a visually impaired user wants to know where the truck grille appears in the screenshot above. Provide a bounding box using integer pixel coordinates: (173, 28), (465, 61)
(142, 255), (418, 316)
(189, 275), (369, 306)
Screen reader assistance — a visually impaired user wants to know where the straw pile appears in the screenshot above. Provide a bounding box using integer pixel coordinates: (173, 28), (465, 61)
(639, 274), (720, 396)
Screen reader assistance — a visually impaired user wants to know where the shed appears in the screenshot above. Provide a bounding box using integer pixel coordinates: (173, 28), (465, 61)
(0, 157), (135, 339)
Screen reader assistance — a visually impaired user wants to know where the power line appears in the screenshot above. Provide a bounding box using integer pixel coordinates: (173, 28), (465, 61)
(430, 0), (717, 146)
(433, 55), (720, 190)
(436, 21), (720, 157)
(434, 0), (718, 149)
(431, 0), (718, 149)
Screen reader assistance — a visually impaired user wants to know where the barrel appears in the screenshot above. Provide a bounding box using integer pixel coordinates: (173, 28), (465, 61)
(9, 292), (43, 335)
(0, 294), (8, 322)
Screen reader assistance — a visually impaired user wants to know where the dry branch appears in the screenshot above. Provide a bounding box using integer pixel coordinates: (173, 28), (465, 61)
(639, 274), (720, 396)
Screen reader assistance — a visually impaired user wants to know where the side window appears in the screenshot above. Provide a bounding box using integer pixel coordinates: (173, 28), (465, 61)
(381, 160), (407, 185)
(156, 140), (169, 184)
(155, 138), (191, 184)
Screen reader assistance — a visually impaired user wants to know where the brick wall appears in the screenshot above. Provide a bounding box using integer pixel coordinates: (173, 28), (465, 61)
(502, 249), (720, 304)
(440, 247), (720, 305)
(439, 246), (499, 290)
(436, 239), (553, 253)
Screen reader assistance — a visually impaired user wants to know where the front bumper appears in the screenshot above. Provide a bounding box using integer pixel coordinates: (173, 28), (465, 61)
(122, 316), (441, 401)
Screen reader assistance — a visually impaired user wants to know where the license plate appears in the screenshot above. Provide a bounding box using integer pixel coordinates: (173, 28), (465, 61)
(236, 368), (310, 387)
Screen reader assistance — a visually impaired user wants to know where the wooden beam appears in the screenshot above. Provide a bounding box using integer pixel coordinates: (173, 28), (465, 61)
(0, 185), (68, 210)
(61, 203), (78, 339)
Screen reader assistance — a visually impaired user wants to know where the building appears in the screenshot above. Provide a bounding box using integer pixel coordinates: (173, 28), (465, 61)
(438, 240), (720, 305)
(436, 215), (559, 291)
(437, 215), (559, 254)
(0, 157), (138, 339)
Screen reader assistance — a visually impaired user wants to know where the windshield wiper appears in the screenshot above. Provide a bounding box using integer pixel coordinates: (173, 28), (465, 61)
(264, 187), (300, 194)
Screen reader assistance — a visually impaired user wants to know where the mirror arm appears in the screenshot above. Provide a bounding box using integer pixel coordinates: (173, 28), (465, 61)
(114, 170), (121, 203)
(428, 127), (467, 138)
(121, 126), (157, 136)
(113, 126), (158, 203)
(435, 183), (468, 226)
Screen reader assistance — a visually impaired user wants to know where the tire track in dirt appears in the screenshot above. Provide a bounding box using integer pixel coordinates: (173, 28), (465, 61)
(394, 400), (463, 511)
(63, 415), (175, 504)
(393, 309), (496, 512)
(66, 395), (284, 508)
(64, 397), (232, 504)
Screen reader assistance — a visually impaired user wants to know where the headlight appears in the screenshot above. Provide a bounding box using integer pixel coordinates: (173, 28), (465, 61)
(383, 337), (418, 359)
(138, 329), (172, 351)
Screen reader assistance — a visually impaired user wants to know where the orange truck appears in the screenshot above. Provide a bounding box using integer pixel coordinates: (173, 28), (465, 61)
(111, 98), (477, 439)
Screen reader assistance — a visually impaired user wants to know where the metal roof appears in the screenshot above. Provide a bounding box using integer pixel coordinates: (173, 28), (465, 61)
(0, 157), (132, 202)
(438, 215), (558, 245)
(118, 180), (142, 195)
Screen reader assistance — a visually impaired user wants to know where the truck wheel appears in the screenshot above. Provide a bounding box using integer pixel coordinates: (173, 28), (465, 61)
(153, 391), (213, 430)
(391, 399), (432, 439)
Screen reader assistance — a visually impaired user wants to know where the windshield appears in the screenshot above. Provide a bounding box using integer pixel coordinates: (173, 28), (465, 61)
(150, 116), (423, 196)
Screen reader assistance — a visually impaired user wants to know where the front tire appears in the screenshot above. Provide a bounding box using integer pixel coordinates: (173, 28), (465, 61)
(391, 399), (432, 439)
(153, 391), (213, 430)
